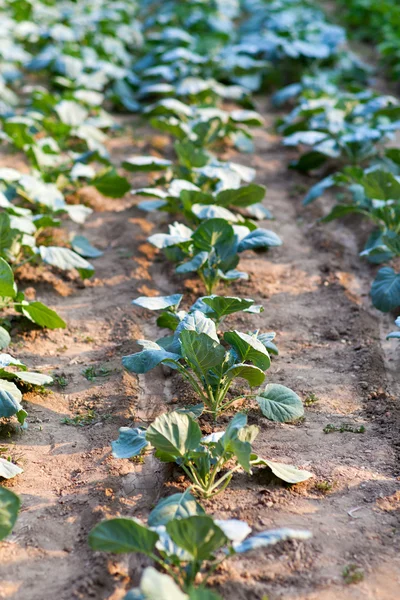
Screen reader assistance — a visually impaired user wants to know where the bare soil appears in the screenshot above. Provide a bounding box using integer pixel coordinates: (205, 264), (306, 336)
(0, 101), (399, 600)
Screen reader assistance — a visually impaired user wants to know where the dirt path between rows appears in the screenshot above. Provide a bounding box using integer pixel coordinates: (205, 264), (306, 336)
(0, 101), (399, 600)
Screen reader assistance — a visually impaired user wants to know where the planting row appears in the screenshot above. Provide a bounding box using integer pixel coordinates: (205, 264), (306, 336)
(1, 0), (399, 598)
(336, 0), (400, 79)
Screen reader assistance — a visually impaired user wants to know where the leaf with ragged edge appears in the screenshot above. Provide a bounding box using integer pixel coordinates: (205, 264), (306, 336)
(132, 295), (183, 311)
(148, 490), (205, 527)
(232, 528), (311, 553)
(0, 487), (20, 540)
(238, 229), (282, 252)
(122, 345), (181, 375)
(0, 326), (10, 349)
(0, 457), (23, 480)
(0, 258), (16, 299)
(39, 246), (94, 279)
(19, 302), (66, 329)
(224, 331), (270, 371)
(166, 515), (227, 561)
(88, 518), (159, 554)
(371, 267), (400, 312)
(251, 455), (313, 483)
(256, 384), (304, 422)
(71, 236), (103, 258)
(112, 427), (149, 459)
(224, 364), (265, 387)
(180, 331), (226, 378)
(216, 184), (266, 208)
(92, 167), (130, 198)
(146, 412), (202, 462)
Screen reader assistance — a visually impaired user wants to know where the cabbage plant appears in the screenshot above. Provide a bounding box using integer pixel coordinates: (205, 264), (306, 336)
(123, 310), (303, 420)
(112, 411), (312, 498)
(148, 219), (282, 294)
(89, 491), (311, 593)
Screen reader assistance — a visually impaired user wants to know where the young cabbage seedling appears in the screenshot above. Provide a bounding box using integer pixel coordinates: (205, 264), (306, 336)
(148, 218), (282, 294)
(0, 257), (66, 348)
(89, 490), (311, 593)
(112, 411), (313, 498)
(123, 310), (303, 420)
(0, 353), (53, 426)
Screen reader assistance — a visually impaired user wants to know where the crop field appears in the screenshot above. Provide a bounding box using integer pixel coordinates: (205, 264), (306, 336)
(0, 0), (400, 599)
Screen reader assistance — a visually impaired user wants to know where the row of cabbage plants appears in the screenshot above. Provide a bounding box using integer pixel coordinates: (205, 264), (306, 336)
(0, 0), (396, 596)
(86, 0), (353, 596)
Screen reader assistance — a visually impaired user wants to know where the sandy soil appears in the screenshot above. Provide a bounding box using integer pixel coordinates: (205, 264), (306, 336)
(0, 100), (399, 600)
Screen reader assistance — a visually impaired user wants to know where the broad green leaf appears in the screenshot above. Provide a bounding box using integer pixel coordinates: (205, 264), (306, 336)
(216, 184), (265, 208)
(146, 412), (202, 461)
(112, 427), (149, 459)
(180, 331), (225, 376)
(0, 213), (18, 256)
(122, 345), (181, 374)
(238, 229), (282, 252)
(166, 516), (227, 561)
(362, 170), (400, 201)
(371, 267), (400, 312)
(0, 327), (10, 350)
(0, 488), (20, 540)
(132, 295), (183, 311)
(0, 258), (16, 299)
(39, 246), (94, 279)
(224, 363), (265, 387)
(256, 384), (304, 422)
(88, 518), (158, 554)
(0, 458), (23, 480)
(224, 331), (270, 370)
(201, 296), (255, 319)
(71, 236), (103, 258)
(176, 251), (209, 274)
(20, 302), (66, 329)
(92, 168), (130, 198)
(148, 490), (205, 527)
(0, 380), (23, 420)
(251, 455), (313, 483)
(192, 219), (234, 252)
(14, 371), (53, 386)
